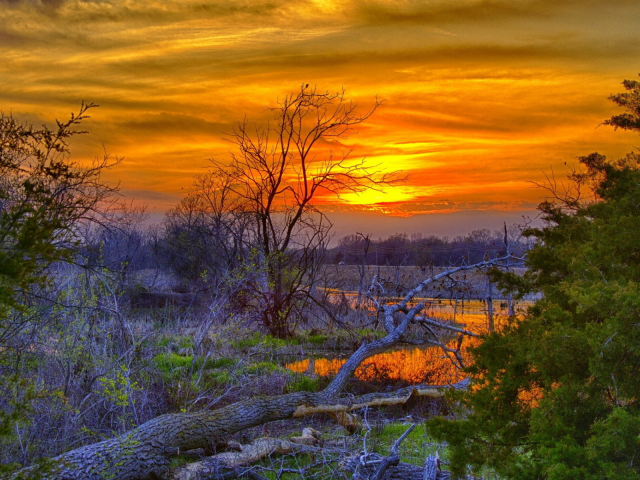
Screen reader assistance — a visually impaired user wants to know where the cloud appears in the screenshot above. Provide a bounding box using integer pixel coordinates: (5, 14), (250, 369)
(324, 192), (540, 223)
(116, 113), (229, 137)
(351, 0), (636, 26)
(1, 0), (638, 228)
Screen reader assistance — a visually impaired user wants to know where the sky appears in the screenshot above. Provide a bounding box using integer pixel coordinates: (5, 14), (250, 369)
(1, 0), (639, 238)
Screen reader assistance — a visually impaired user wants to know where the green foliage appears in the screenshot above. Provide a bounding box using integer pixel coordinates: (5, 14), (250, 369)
(427, 77), (640, 479)
(232, 331), (298, 351)
(285, 375), (320, 393)
(0, 376), (60, 478)
(0, 104), (118, 462)
(208, 356), (236, 369)
(604, 75), (640, 132)
(0, 104), (116, 310)
(370, 423), (440, 466)
(305, 333), (329, 345)
(0, 376), (38, 440)
(154, 353), (233, 376)
(98, 366), (142, 408)
(153, 353), (194, 375)
(153, 352), (237, 408)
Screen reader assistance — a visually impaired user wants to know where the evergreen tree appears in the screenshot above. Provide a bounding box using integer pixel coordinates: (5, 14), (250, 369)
(427, 76), (640, 479)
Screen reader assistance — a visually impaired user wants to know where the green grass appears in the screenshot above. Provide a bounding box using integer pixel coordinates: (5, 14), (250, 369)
(370, 422), (442, 466)
(285, 375), (320, 393)
(206, 356), (236, 369)
(153, 353), (193, 374)
(156, 334), (194, 349)
(204, 369), (231, 385)
(153, 353), (237, 386)
(306, 333), (328, 345)
(232, 332), (300, 350)
(244, 361), (287, 375)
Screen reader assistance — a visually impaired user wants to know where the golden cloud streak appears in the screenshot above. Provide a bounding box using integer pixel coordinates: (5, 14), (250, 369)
(1, 0), (638, 230)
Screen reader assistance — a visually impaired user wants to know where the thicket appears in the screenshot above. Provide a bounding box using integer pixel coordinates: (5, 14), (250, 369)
(427, 75), (640, 479)
(0, 96), (507, 475)
(3, 77), (638, 478)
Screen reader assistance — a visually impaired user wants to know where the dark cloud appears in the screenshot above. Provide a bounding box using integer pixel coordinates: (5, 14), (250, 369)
(352, 0), (638, 26)
(376, 199), (539, 214)
(117, 113), (229, 137)
(191, 43), (612, 77)
(190, 1), (293, 16)
(0, 0), (65, 10)
(41, 0), (64, 7)
(0, 0), (303, 25)
(0, 29), (31, 46)
(354, 0), (542, 25)
(96, 44), (563, 87)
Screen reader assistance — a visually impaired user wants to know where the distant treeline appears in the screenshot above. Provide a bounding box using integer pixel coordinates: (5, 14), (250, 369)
(327, 229), (533, 267)
(84, 218), (533, 292)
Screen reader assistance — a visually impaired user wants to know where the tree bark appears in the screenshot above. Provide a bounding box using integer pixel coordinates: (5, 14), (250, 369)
(423, 454), (439, 480)
(19, 383), (462, 480)
(13, 257), (520, 480)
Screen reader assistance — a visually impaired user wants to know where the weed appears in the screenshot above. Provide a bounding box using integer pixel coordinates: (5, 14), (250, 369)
(153, 353), (192, 376)
(155, 335), (194, 350)
(306, 333), (328, 345)
(369, 422), (443, 466)
(232, 332), (299, 350)
(205, 357), (236, 369)
(285, 375), (320, 393)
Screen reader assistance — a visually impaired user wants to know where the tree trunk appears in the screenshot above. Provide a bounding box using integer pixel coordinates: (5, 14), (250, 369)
(13, 257), (519, 480)
(22, 384), (460, 480)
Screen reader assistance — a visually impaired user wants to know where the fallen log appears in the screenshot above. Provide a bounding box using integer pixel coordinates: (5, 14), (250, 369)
(423, 453), (440, 480)
(171, 428), (457, 480)
(12, 257), (509, 480)
(170, 428), (321, 480)
(17, 381), (463, 480)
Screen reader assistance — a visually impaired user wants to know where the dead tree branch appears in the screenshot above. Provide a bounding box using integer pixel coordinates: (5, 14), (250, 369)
(13, 256), (516, 480)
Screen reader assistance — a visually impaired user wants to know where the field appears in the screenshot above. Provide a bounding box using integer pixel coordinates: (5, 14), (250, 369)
(320, 263), (530, 299)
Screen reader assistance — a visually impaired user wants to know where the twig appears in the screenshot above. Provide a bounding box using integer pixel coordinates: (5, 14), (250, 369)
(370, 424), (416, 480)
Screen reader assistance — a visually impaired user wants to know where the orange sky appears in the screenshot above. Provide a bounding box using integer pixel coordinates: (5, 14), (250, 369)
(1, 0), (639, 236)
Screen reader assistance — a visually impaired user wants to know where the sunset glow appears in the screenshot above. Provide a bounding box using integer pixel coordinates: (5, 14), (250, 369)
(285, 345), (470, 386)
(2, 0), (639, 233)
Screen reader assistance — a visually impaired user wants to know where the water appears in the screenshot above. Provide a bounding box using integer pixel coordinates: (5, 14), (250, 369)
(286, 299), (525, 385)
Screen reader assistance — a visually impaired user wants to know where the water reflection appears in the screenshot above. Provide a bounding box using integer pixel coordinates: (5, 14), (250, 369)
(286, 299), (520, 385)
(286, 346), (469, 385)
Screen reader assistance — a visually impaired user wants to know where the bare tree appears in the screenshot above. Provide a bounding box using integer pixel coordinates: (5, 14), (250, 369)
(10, 252), (525, 480)
(209, 85), (396, 337)
(161, 171), (252, 284)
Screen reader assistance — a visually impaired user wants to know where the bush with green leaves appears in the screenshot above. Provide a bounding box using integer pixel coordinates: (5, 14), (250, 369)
(427, 75), (640, 479)
(0, 105), (124, 471)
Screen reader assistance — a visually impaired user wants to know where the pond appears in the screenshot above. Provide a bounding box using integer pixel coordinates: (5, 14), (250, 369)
(286, 299), (524, 385)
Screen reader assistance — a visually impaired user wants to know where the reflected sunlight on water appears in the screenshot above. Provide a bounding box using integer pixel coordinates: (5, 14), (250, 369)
(285, 299), (522, 385)
(286, 345), (470, 385)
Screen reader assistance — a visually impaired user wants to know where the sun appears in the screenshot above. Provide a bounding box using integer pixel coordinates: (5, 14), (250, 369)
(338, 184), (441, 206)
